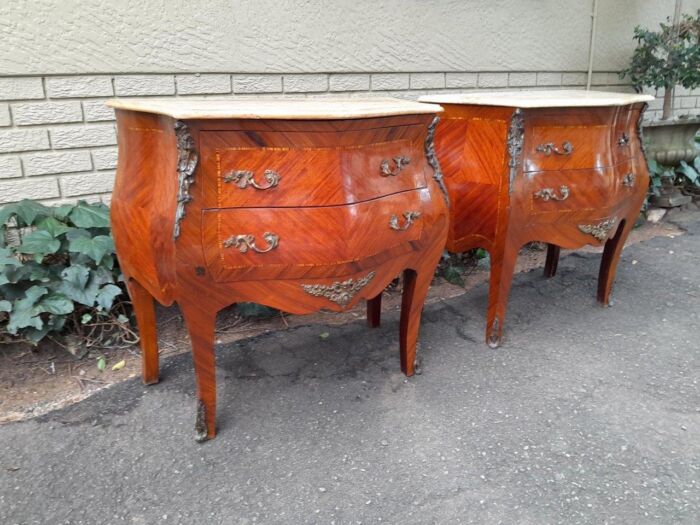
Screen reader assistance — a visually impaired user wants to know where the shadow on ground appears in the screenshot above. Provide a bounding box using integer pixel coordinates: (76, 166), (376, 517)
(1, 216), (698, 524)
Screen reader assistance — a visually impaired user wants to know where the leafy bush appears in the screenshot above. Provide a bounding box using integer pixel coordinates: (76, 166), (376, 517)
(0, 199), (131, 346)
(621, 10), (700, 119)
(648, 153), (700, 197)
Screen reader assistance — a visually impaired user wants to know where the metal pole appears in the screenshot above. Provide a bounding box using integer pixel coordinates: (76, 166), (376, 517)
(586, 0), (599, 91)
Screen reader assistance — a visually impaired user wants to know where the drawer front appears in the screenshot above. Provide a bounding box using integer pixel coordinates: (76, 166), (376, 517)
(202, 189), (427, 278)
(523, 166), (616, 215)
(524, 124), (613, 172)
(200, 127), (428, 208)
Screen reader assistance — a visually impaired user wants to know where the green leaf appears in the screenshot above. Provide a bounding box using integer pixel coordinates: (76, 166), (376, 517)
(68, 202), (110, 228)
(23, 325), (50, 344)
(0, 300), (11, 313)
(0, 200), (51, 227)
(443, 266), (465, 287)
(0, 203), (19, 227)
(17, 230), (61, 255)
(38, 293), (74, 315)
(97, 356), (106, 371)
(647, 158), (666, 175)
(81, 313), (93, 324)
(36, 216), (71, 238)
(0, 247), (21, 267)
(95, 284), (122, 311)
(52, 204), (75, 221)
(14, 200), (51, 226)
(68, 234), (115, 263)
(25, 285), (49, 303)
(677, 160), (700, 186)
(58, 265), (100, 306)
(6, 285), (48, 334)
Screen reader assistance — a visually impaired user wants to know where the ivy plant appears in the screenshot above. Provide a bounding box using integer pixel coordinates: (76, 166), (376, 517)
(0, 199), (129, 345)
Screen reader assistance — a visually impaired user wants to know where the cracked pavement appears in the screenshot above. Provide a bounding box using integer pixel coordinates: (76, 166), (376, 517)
(1, 213), (699, 524)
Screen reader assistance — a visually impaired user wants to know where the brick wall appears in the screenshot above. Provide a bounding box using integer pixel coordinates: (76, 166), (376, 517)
(0, 72), (697, 206)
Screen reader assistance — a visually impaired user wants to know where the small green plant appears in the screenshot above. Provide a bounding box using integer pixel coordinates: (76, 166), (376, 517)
(648, 156), (700, 195)
(437, 249), (489, 287)
(0, 199), (133, 347)
(621, 9), (700, 120)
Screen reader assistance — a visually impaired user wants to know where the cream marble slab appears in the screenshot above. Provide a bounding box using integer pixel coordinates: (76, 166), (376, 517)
(419, 90), (654, 108)
(107, 97), (442, 120)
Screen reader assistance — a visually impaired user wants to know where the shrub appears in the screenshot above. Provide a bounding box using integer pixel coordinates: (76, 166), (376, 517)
(621, 10), (700, 120)
(0, 199), (133, 347)
(648, 151), (700, 198)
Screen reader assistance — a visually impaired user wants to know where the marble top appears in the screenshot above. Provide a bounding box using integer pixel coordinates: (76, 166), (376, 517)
(419, 90), (654, 108)
(107, 97), (442, 120)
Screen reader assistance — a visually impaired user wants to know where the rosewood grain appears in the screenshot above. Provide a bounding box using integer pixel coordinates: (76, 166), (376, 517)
(109, 99), (447, 441)
(419, 95), (651, 348)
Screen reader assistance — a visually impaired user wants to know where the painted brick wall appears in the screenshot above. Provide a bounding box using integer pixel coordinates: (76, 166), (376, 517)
(0, 73), (697, 206)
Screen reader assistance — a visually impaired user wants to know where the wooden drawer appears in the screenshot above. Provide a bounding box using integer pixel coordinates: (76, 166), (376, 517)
(523, 124), (613, 172)
(201, 189), (428, 280)
(523, 166), (616, 215)
(199, 127), (428, 208)
(522, 108), (619, 172)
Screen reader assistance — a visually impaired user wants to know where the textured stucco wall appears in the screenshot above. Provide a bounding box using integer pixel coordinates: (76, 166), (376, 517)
(1, 0), (698, 75)
(1, 0), (699, 206)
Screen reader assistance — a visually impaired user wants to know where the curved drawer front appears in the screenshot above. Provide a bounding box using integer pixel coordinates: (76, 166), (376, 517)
(523, 124), (613, 172)
(524, 166), (616, 215)
(200, 127), (428, 208)
(202, 189), (427, 279)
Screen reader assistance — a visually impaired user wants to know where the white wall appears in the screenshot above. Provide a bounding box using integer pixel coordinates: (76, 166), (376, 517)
(1, 0), (696, 75)
(0, 0), (699, 205)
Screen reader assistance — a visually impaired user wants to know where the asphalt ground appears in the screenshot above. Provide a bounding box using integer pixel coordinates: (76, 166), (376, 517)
(1, 213), (698, 524)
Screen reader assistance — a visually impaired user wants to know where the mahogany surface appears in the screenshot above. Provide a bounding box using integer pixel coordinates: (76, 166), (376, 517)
(109, 99), (447, 441)
(420, 94), (651, 347)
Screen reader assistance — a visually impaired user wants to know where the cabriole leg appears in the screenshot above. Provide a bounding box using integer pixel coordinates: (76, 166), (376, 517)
(367, 293), (382, 328)
(543, 244), (561, 278)
(399, 244), (443, 377)
(485, 241), (519, 348)
(597, 218), (634, 306)
(180, 303), (218, 442)
(126, 278), (159, 385)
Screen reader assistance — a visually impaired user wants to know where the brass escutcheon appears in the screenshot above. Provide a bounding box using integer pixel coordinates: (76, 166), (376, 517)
(536, 141), (574, 156)
(223, 232), (279, 253)
(534, 185), (570, 201)
(389, 211), (421, 231)
(223, 169), (281, 190)
(380, 156), (411, 176)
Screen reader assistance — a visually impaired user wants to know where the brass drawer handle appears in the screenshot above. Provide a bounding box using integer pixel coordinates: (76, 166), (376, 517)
(535, 141), (573, 156)
(617, 133), (630, 146)
(223, 232), (279, 253)
(389, 211), (421, 231)
(534, 185), (570, 201)
(223, 169), (281, 190)
(622, 172), (636, 187)
(380, 156), (411, 177)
